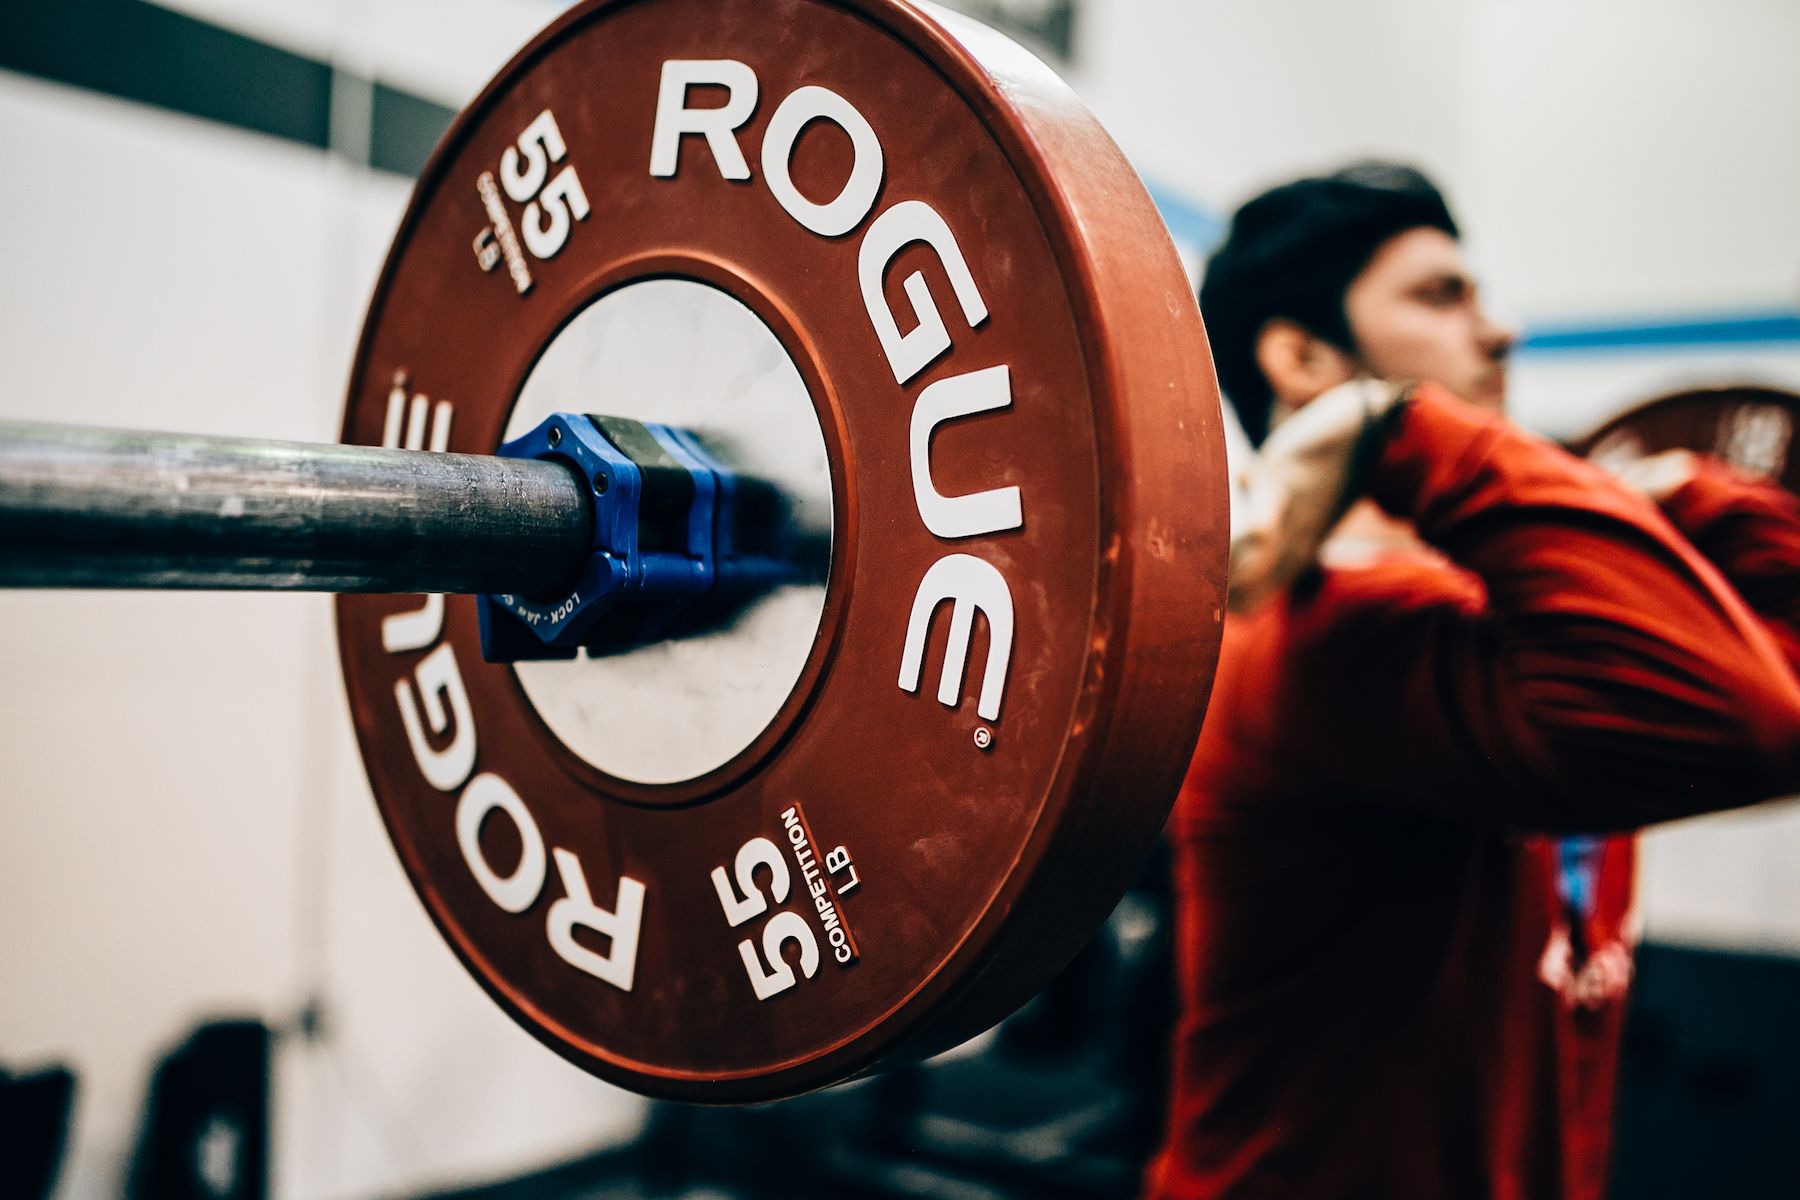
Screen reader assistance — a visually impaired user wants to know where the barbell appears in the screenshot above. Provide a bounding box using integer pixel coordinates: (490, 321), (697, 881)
(1, 0), (1231, 1101)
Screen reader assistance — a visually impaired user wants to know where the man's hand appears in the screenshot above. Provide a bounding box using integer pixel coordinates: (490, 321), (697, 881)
(1227, 378), (1411, 614)
(1601, 447), (1699, 504)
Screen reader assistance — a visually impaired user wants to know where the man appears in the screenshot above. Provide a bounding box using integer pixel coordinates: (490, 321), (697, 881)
(1144, 163), (1800, 1199)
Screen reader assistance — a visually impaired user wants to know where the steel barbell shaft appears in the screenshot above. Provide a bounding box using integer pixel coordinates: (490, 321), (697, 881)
(0, 420), (593, 592)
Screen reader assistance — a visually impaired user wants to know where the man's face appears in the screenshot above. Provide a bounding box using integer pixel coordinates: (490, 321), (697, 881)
(1342, 227), (1515, 412)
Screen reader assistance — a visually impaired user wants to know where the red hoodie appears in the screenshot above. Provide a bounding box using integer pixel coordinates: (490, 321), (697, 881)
(1145, 386), (1800, 1200)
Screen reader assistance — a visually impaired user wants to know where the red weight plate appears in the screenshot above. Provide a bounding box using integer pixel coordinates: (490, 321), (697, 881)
(337, 0), (1227, 1102)
(1575, 384), (1800, 492)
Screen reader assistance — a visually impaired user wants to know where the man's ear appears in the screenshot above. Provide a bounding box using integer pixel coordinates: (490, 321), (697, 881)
(1254, 319), (1357, 411)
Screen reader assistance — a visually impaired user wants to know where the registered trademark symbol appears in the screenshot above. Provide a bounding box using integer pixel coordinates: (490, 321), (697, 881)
(973, 726), (993, 751)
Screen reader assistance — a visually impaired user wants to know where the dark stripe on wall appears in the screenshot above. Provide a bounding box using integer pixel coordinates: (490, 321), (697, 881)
(0, 0), (455, 177)
(369, 81), (459, 179)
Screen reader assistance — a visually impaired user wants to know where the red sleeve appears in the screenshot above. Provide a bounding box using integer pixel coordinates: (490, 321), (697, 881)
(1657, 457), (1800, 667)
(1280, 383), (1800, 831)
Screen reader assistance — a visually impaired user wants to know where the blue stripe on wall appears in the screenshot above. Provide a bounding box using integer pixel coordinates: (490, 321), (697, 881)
(1516, 310), (1800, 354)
(1144, 180), (1225, 255)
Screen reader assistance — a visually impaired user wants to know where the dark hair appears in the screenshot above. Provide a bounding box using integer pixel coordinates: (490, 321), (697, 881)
(1198, 162), (1458, 445)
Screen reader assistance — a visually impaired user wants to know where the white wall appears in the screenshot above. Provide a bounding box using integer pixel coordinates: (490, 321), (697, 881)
(1459, 0), (1800, 321)
(1075, 0), (1470, 209)
(0, 4), (648, 1196)
(1068, 0), (1800, 406)
(1459, 0), (1800, 439)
